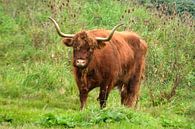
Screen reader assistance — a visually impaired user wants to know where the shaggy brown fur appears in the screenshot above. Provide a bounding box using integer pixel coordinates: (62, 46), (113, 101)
(63, 29), (147, 109)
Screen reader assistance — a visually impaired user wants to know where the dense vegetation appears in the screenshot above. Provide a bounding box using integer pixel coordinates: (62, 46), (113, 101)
(138, 0), (195, 17)
(0, 0), (194, 128)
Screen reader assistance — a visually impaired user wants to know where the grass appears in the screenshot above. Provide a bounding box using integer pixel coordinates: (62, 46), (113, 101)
(0, 88), (194, 128)
(0, 0), (194, 128)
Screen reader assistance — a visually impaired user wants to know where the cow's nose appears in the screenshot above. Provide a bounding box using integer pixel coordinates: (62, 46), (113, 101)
(76, 59), (87, 67)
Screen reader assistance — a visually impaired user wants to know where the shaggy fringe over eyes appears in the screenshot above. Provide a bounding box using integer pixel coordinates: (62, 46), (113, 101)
(73, 31), (103, 49)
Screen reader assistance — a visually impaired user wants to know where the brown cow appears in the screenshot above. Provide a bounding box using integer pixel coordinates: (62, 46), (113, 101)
(49, 17), (147, 109)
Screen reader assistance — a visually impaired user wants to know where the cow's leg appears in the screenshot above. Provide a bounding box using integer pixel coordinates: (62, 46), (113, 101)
(120, 84), (128, 105)
(79, 87), (88, 110)
(123, 58), (145, 107)
(126, 77), (141, 107)
(122, 68), (144, 107)
(120, 79), (140, 107)
(99, 86), (108, 108)
(99, 82), (113, 109)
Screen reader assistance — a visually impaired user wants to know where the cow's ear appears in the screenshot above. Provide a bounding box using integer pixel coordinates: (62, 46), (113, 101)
(97, 41), (106, 49)
(62, 38), (73, 47)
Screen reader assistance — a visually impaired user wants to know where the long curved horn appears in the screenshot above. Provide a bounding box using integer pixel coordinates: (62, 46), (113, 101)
(96, 23), (124, 41)
(49, 17), (75, 38)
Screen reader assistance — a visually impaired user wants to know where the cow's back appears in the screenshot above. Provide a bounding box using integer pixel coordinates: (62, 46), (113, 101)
(87, 30), (147, 85)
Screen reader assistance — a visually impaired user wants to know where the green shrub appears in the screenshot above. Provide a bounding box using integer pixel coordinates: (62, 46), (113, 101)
(138, 0), (195, 17)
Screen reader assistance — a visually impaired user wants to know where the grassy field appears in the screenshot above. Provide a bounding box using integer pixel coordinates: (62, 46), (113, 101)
(0, 0), (194, 128)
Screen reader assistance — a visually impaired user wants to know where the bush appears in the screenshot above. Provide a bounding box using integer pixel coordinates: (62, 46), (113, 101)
(138, 0), (195, 17)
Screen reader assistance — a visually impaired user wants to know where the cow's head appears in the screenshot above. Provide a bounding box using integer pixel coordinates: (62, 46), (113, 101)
(49, 17), (123, 69)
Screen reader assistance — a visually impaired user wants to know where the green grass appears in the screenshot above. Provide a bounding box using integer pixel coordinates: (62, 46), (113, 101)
(0, 0), (194, 128)
(0, 88), (194, 128)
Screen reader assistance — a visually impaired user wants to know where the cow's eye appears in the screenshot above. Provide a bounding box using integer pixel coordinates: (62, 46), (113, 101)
(83, 50), (88, 54)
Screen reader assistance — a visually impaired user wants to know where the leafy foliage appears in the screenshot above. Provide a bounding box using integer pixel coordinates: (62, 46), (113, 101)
(38, 107), (194, 128)
(39, 108), (160, 128)
(138, 0), (195, 17)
